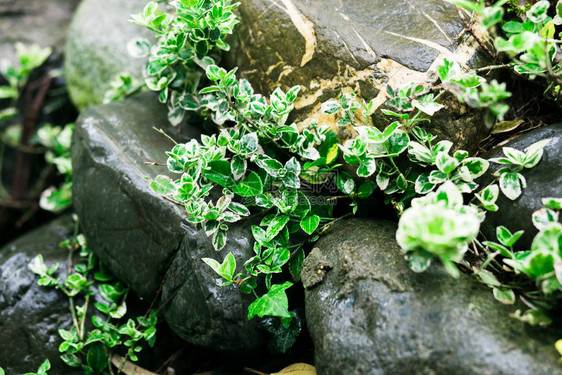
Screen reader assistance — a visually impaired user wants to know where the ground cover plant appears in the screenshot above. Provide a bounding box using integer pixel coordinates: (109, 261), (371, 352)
(127, 0), (562, 355)
(24, 218), (158, 375)
(5, 1), (562, 373)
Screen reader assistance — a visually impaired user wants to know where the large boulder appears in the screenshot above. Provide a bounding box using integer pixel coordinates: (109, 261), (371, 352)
(65, 0), (152, 110)
(226, 0), (492, 153)
(480, 123), (562, 248)
(0, 215), (81, 375)
(303, 218), (561, 375)
(0, 0), (79, 65)
(72, 92), (266, 351)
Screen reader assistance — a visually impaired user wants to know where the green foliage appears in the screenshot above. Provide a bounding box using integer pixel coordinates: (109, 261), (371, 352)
(137, 0), (561, 352)
(131, 0), (240, 125)
(396, 182), (483, 277)
(0, 43), (51, 121)
(29, 226), (157, 374)
(103, 73), (144, 104)
(450, 0), (562, 105)
(37, 123), (74, 212)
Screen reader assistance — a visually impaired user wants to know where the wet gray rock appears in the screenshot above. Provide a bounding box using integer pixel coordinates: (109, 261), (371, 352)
(303, 218), (561, 375)
(0, 215), (81, 375)
(480, 123), (562, 248)
(226, 0), (492, 153)
(72, 92), (266, 351)
(0, 0), (80, 65)
(65, 0), (152, 110)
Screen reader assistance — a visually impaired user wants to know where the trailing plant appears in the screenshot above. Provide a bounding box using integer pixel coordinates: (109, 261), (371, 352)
(29, 220), (157, 374)
(0, 360), (51, 375)
(135, 0), (561, 353)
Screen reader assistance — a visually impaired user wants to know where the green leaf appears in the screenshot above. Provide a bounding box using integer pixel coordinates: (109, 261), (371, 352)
(28, 254), (48, 275)
(248, 282), (293, 319)
(212, 228), (228, 251)
(266, 215), (291, 239)
(321, 100), (340, 114)
(357, 181), (376, 198)
(232, 172), (263, 197)
(493, 288), (516, 304)
(385, 129), (409, 155)
(532, 208), (559, 231)
(436, 151), (459, 174)
(60, 353), (82, 367)
(499, 172), (522, 200)
(231, 155), (247, 180)
(524, 251), (555, 279)
(288, 248), (305, 282)
(149, 175), (176, 195)
(335, 171), (355, 195)
(300, 215), (320, 235)
(357, 158), (377, 177)
(462, 157), (489, 178)
(205, 160), (234, 187)
(255, 157), (284, 177)
(476, 269), (501, 288)
(239, 132), (258, 155)
(86, 343), (108, 372)
(542, 197), (562, 210)
(502, 21), (525, 34)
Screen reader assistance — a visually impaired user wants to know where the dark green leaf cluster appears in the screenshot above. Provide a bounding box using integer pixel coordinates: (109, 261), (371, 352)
(29, 230), (157, 374)
(131, 0), (240, 125)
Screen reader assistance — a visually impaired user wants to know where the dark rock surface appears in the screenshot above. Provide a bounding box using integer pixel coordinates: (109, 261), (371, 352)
(0, 215), (81, 375)
(72, 92), (266, 351)
(0, 0), (80, 65)
(65, 0), (152, 110)
(480, 123), (562, 248)
(226, 0), (491, 153)
(303, 218), (561, 375)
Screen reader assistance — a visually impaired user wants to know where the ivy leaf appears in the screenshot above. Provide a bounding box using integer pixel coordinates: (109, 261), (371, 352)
(248, 282), (293, 319)
(300, 214), (320, 235)
(232, 172), (263, 197)
(203, 252), (236, 281)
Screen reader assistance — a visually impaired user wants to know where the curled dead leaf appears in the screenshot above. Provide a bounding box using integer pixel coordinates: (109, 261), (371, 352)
(491, 119), (524, 134)
(111, 354), (158, 375)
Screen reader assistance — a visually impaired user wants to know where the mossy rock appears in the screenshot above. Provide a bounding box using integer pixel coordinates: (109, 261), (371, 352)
(65, 0), (152, 111)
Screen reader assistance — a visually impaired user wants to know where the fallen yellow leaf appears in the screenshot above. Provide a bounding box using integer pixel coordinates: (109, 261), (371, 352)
(271, 363), (316, 375)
